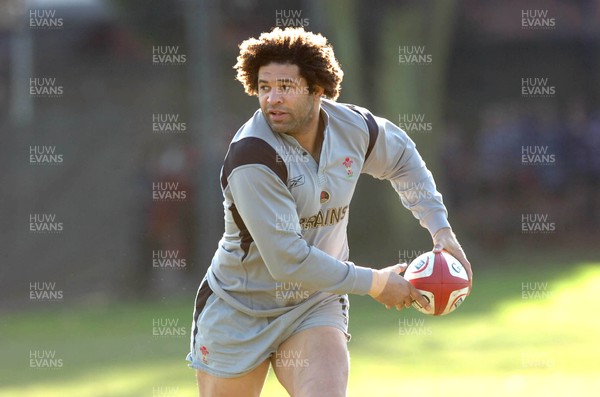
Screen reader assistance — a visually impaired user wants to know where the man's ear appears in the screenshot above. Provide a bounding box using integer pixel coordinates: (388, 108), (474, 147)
(312, 85), (325, 97)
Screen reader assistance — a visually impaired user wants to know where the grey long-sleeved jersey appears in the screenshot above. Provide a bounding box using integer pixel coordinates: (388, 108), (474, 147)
(205, 99), (450, 317)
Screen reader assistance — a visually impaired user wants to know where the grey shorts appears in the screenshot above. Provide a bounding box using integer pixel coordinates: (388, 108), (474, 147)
(186, 281), (350, 378)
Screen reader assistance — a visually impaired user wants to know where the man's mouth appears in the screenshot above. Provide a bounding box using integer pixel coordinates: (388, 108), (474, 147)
(268, 110), (288, 122)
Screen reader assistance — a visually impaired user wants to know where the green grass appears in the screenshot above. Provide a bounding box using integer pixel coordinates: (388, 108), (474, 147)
(1, 252), (599, 397)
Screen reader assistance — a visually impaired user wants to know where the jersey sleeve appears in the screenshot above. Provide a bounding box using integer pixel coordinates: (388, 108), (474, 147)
(227, 164), (373, 295)
(361, 116), (450, 236)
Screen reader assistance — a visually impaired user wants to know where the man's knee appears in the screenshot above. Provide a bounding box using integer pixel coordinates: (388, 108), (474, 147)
(196, 360), (270, 397)
(274, 327), (349, 397)
(294, 368), (348, 397)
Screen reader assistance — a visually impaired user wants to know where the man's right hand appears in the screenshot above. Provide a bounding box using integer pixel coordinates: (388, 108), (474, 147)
(368, 264), (431, 311)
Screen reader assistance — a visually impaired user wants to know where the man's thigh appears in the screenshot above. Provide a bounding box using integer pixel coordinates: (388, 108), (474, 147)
(196, 359), (270, 397)
(271, 326), (349, 397)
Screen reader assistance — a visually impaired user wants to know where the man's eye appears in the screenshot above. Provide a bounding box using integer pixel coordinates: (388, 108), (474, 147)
(259, 86), (270, 92)
(281, 85), (291, 92)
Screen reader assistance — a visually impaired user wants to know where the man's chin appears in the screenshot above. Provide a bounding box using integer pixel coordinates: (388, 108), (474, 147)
(267, 121), (291, 134)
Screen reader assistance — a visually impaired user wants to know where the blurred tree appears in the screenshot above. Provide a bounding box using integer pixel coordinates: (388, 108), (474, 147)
(183, 0), (223, 276)
(322, 0), (364, 102)
(341, 1), (459, 265)
(376, 1), (458, 248)
(111, 0), (185, 42)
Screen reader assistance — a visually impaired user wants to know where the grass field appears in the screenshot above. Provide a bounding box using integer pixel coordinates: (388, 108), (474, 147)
(1, 250), (599, 397)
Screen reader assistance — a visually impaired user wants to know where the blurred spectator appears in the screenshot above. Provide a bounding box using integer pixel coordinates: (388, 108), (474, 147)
(446, 99), (600, 246)
(136, 143), (198, 297)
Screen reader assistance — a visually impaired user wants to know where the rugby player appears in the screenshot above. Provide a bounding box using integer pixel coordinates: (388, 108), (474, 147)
(187, 27), (472, 397)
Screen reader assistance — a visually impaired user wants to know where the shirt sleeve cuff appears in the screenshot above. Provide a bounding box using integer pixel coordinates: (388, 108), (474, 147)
(350, 265), (374, 295)
(421, 210), (451, 237)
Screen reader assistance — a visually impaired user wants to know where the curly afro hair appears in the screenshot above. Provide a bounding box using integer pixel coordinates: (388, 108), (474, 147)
(234, 27), (344, 100)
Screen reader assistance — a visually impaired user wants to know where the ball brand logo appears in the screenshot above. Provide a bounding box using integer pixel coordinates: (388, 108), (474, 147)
(413, 257), (429, 273)
(342, 157), (354, 178)
(453, 296), (464, 308)
(451, 262), (462, 273)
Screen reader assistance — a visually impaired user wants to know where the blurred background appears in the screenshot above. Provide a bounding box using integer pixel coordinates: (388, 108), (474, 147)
(1, 0), (599, 396)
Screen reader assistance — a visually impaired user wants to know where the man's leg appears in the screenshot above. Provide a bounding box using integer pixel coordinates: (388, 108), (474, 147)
(196, 359), (270, 397)
(271, 326), (349, 397)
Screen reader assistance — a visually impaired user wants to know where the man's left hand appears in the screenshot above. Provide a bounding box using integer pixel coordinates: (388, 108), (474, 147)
(432, 227), (473, 291)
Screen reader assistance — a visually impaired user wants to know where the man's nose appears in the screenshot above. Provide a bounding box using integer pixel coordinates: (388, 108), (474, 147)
(267, 88), (283, 104)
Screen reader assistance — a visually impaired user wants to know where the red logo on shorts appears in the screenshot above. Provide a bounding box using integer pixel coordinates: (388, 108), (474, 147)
(342, 157), (354, 178)
(200, 345), (209, 364)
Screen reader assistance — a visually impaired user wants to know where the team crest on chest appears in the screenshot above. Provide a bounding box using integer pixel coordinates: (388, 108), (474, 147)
(342, 157), (354, 178)
(320, 190), (330, 204)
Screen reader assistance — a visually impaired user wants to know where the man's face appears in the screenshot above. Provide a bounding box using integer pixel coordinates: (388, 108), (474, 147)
(257, 63), (321, 135)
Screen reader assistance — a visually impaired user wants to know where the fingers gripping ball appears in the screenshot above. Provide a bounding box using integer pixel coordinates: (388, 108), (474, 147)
(404, 251), (470, 316)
